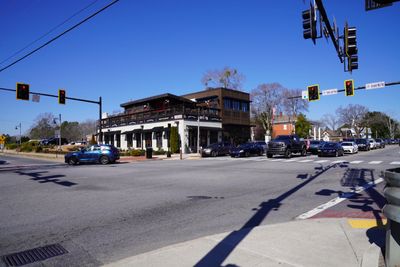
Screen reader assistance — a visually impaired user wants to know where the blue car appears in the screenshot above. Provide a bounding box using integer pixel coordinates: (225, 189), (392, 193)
(65, 144), (120, 165)
(230, 142), (264, 157)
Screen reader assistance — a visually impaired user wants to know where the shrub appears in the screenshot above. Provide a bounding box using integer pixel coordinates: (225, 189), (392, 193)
(5, 143), (18, 150)
(153, 148), (166, 155)
(130, 149), (145, 156)
(67, 146), (80, 152)
(170, 127), (180, 153)
(20, 142), (34, 152)
(35, 146), (43, 153)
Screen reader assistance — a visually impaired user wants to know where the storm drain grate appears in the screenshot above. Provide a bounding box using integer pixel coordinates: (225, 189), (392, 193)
(1, 244), (68, 267)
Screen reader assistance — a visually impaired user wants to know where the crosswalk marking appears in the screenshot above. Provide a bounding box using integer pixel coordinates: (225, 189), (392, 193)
(283, 159), (299, 162)
(390, 161), (400, 165)
(270, 159), (284, 162)
(314, 160), (328, 163)
(368, 161), (382, 164)
(298, 159), (313, 163)
(331, 160), (344, 164)
(350, 160), (363, 164)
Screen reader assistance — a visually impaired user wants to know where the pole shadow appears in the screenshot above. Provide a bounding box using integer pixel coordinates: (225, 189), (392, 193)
(15, 170), (77, 187)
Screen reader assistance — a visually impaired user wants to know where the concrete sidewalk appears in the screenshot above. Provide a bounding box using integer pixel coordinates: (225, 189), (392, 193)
(104, 218), (385, 267)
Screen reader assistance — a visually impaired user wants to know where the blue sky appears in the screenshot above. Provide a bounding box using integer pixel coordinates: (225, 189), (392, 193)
(0, 0), (399, 136)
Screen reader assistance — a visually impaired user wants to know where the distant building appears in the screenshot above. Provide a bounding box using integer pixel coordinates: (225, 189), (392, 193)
(272, 114), (296, 138)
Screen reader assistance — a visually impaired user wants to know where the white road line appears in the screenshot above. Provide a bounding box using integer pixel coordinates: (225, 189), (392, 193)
(270, 159), (284, 162)
(298, 159), (313, 163)
(369, 161), (382, 165)
(349, 160), (363, 164)
(283, 159), (299, 162)
(390, 161), (400, 165)
(296, 177), (384, 220)
(314, 160), (329, 163)
(331, 160), (344, 164)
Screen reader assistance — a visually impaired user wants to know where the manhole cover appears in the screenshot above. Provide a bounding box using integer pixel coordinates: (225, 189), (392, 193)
(1, 244), (68, 266)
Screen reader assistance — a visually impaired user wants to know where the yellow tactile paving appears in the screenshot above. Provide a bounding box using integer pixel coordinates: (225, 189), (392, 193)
(348, 219), (387, 229)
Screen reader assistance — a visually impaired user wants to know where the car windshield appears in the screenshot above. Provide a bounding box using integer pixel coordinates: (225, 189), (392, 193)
(206, 143), (220, 149)
(356, 139), (366, 144)
(310, 141), (320, 145)
(238, 143), (251, 149)
(341, 142), (352, 146)
(274, 135), (291, 141)
(323, 143), (337, 148)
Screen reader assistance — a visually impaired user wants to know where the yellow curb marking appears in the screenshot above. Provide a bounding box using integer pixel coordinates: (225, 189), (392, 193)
(348, 219), (387, 229)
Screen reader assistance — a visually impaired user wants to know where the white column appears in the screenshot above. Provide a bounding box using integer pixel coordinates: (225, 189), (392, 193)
(318, 127), (321, 140)
(314, 127), (317, 140)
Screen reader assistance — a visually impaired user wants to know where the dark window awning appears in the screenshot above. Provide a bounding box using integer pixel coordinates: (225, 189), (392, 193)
(187, 126), (222, 131)
(104, 131), (121, 135)
(122, 129), (142, 134)
(152, 126), (164, 132)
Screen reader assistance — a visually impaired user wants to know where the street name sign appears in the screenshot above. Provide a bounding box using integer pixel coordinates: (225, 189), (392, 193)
(365, 81), (385, 90)
(322, 88), (338, 96)
(301, 90), (308, 100)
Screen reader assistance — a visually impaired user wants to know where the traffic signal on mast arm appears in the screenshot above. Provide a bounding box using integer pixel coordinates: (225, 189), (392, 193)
(344, 24), (358, 72)
(58, 89), (66, 104)
(344, 79), (354, 96)
(302, 4), (317, 42)
(16, 83), (30, 100)
(307, 84), (320, 101)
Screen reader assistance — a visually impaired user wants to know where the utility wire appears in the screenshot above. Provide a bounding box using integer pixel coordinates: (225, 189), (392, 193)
(0, 0), (100, 66)
(0, 0), (120, 74)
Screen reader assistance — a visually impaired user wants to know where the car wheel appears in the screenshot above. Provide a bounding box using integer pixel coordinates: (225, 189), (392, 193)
(285, 149), (291, 158)
(100, 156), (109, 165)
(258, 150), (263, 156)
(267, 153), (272, 158)
(301, 148), (307, 156)
(245, 151), (250, 157)
(335, 151), (338, 157)
(68, 157), (78, 165)
(211, 151), (217, 157)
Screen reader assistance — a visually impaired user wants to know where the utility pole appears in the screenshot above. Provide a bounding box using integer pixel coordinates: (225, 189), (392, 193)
(15, 123), (21, 151)
(197, 107), (200, 155)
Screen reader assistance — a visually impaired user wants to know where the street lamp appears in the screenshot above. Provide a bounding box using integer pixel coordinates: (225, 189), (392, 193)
(15, 123), (21, 150)
(53, 114), (62, 152)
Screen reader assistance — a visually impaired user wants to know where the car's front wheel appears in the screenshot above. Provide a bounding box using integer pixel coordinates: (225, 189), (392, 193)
(301, 147), (307, 156)
(211, 151), (217, 157)
(285, 149), (291, 158)
(100, 156), (109, 165)
(68, 157), (78, 165)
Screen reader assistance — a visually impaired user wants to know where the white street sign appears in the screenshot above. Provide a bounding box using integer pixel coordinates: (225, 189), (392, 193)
(32, 94), (40, 102)
(365, 81), (385, 90)
(322, 88), (338, 96)
(302, 90), (308, 100)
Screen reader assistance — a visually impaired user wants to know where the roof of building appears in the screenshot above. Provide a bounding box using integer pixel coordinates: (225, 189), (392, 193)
(181, 87), (249, 98)
(120, 93), (195, 108)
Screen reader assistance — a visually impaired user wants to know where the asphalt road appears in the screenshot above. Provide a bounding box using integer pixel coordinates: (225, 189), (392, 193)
(0, 145), (398, 266)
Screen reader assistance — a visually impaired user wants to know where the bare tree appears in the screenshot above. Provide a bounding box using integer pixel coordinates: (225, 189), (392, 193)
(320, 113), (340, 131)
(201, 66), (245, 90)
(29, 113), (56, 139)
(383, 112), (398, 139)
(282, 88), (309, 122)
(79, 119), (97, 138)
(251, 83), (285, 136)
(336, 104), (369, 138)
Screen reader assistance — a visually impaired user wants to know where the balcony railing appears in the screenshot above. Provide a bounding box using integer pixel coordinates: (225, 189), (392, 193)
(100, 105), (221, 128)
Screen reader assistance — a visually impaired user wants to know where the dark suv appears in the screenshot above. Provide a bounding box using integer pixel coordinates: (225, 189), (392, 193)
(355, 138), (370, 151)
(65, 144), (120, 165)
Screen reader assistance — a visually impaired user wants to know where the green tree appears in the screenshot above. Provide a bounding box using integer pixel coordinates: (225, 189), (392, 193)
(295, 114), (312, 138)
(170, 127), (179, 153)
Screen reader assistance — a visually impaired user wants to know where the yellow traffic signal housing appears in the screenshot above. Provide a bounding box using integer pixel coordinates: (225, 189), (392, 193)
(16, 83), (30, 100)
(59, 89), (66, 104)
(307, 84), (320, 101)
(344, 80), (354, 96)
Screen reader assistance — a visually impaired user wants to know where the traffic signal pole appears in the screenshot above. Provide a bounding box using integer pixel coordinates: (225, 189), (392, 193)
(0, 86), (103, 143)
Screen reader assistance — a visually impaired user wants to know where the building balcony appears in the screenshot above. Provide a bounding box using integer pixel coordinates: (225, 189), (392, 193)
(100, 105), (221, 129)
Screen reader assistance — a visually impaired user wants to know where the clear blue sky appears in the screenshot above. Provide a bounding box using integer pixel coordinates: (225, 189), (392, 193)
(0, 0), (399, 136)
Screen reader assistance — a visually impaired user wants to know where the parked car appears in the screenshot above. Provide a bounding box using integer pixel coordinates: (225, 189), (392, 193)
(355, 138), (370, 151)
(267, 135), (307, 158)
(41, 137), (68, 145)
(368, 138), (377, 150)
(230, 142), (264, 157)
(201, 142), (233, 157)
(318, 142), (344, 157)
(375, 138), (385, 148)
(307, 140), (324, 154)
(253, 141), (267, 154)
(65, 144), (120, 165)
(341, 141), (358, 154)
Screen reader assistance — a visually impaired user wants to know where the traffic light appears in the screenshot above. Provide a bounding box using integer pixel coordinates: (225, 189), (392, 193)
(302, 4), (317, 42)
(307, 84), (320, 101)
(58, 89), (66, 104)
(344, 79), (354, 96)
(344, 24), (358, 71)
(16, 83), (30, 100)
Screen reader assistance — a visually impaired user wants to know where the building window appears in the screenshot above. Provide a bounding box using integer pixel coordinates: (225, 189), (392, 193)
(241, 102), (249, 112)
(116, 134), (121, 148)
(283, 124), (287, 130)
(232, 100), (240, 110)
(135, 133), (142, 148)
(223, 98), (232, 109)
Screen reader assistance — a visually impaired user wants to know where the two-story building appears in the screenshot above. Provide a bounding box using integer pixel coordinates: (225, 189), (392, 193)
(99, 88), (251, 153)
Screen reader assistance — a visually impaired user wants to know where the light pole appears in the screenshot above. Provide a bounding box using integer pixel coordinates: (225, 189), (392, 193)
(53, 114), (62, 154)
(15, 123), (21, 151)
(197, 107), (200, 155)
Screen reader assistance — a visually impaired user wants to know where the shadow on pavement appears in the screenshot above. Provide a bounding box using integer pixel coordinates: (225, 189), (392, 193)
(15, 170), (77, 187)
(193, 162), (344, 267)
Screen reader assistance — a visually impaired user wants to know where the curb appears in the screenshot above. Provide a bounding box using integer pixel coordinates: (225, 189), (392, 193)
(361, 243), (383, 267)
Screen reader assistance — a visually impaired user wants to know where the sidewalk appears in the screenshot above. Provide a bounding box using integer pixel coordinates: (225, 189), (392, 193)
(0, 150), (201, 163)
(104, 218), (385, 267)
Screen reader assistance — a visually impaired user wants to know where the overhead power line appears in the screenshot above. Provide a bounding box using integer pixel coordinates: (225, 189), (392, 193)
(0, 0), (120, 74)
(0, 0), (100, 66)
